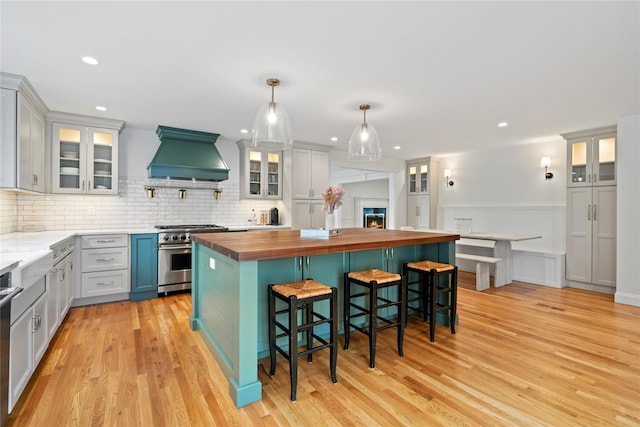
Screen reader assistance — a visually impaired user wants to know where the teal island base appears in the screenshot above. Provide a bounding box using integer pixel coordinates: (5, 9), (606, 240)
(190, 228), (458, 407)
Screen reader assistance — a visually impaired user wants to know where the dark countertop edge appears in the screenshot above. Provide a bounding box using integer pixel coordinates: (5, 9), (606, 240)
(193, 230), (460, 262)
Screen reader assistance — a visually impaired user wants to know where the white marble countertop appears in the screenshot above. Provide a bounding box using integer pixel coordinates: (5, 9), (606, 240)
(0, 226), (290, 273)
(0, 228), (157, 274)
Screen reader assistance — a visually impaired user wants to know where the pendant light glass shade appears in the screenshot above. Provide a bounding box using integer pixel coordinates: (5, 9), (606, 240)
(251, 78), (293, 149)
(348, 104), (381, 161)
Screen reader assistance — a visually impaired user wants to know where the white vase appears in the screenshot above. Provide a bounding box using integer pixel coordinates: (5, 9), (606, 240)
(325, 212), (336, 230)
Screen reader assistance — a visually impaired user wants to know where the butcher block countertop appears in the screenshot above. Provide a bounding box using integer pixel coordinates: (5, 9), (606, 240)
(191, 227), (459, 262)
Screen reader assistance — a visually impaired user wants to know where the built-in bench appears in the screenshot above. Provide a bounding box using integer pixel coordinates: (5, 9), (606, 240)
(455, 253), (502, 291)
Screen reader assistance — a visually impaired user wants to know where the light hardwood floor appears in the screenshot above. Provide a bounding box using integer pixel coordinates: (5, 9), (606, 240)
(8, 272), (640, 426)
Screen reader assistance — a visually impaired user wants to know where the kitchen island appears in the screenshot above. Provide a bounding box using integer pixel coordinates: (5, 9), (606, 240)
(191, 227), (459, 407)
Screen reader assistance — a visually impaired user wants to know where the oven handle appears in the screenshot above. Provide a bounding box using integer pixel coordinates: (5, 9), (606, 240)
(158, 244), (192, 250)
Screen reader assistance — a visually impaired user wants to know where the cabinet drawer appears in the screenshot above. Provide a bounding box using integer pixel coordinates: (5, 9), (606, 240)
(81, 270), (129, 297)
(81, 234), (128, 249)
(81, 247), (129, 272)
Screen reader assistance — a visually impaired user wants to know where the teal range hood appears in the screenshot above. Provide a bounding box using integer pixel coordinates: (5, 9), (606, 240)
(148, 125), (229, 181)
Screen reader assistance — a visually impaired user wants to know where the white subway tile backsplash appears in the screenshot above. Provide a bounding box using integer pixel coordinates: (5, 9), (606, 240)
(0, 192), (19, 234)
(2, 177), (282, 233)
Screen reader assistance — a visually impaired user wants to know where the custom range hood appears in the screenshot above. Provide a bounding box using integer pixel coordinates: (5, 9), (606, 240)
(148, 125), (229, 181)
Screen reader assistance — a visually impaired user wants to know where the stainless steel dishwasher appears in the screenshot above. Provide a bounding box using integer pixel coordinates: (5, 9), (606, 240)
(0, 263), (22, 427)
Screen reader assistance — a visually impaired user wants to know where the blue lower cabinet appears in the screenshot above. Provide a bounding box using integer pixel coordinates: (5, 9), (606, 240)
(130, 233), (158, 301)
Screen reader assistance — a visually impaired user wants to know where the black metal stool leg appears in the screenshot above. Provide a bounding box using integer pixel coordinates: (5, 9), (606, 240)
(268, 285), (277, 376)
(343, 273), (350, 351)
(450, 267), (458, 335)
(306, 301), (313, 362)
(369, 280), (378, 369)
(429, 269), (437, 343)
(289, 295), (299, 401)
(397, 274), (406, 357)
(421, 270), (429, 322)
(330, 288), (338, 383)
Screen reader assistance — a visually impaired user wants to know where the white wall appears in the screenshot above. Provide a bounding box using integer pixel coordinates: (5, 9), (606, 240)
(438, 139), (566, 206)
(437, 139), (566, 253)
(615, 115), (640, 306)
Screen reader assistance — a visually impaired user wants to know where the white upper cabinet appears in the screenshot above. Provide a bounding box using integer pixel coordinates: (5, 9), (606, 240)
(563, 126), (616, 187)
(1, 73), (48, 193)
(407, 157), (439, 196)
(49, 112), (124, 195)
(292, 147), (329, 199)
(237, 139), (282, 199)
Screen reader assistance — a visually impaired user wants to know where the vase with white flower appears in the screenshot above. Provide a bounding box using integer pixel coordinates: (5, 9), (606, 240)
(322, 185), (344, 230)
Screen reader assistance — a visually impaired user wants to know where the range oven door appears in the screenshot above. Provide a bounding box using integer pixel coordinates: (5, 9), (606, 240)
(158, 245), (191, 288)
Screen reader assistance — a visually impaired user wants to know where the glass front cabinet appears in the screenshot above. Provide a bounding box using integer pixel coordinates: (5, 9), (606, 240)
(49, 114), (124, 195)
(237, 139), (282, 199)
(407, 157), (439, 195)
(564, 126), (616, 187)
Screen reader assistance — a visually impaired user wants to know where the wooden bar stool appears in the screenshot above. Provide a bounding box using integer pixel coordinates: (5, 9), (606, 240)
(343, 269), (407, 368)
(268, 279), (338, 401)
(402, 260), (458, 343)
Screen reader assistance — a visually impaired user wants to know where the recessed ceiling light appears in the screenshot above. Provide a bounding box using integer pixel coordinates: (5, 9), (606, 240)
(82, 56), (100, 65)
(498, 122), (509, 127)
(95, 106), (107, 112)
(240, 129), (249, 134)
(394, 146), (401, 150)
(331, 137), (338, 142)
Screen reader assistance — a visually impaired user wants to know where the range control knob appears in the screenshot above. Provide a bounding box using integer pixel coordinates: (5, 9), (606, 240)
(163, 235), (170, 241)
(180, 234), (187, 241)
(172, 235), (179, 241)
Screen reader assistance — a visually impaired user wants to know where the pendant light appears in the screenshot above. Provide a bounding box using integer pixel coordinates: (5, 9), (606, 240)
(348, 104), (381, 161)
(251, 78), (293, 149)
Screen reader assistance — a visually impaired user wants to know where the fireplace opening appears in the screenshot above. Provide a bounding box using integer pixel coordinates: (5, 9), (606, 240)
(363, 208), (386, 229)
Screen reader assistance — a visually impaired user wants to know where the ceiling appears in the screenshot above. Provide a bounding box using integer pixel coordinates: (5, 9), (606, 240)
(1, 1), (638, 160)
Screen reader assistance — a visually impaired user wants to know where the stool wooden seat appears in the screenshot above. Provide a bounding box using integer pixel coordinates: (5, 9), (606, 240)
(268, 279), (338, 401)
(402, 260), (458, 343)
(343, 268), (407, 368)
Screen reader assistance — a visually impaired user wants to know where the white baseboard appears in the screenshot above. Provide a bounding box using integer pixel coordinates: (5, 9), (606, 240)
(614, 291), (640, 307)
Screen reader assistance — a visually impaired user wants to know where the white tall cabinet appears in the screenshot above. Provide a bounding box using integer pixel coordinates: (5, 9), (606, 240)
(0, 73), (47, 193)
(291, 143), (330, 229)
(406, 157), (439, 229)
(562, 126), (617, 290)
(407, 195), (430, 230)
(292, 146), (329, 199)
(292, 200), (326, 229)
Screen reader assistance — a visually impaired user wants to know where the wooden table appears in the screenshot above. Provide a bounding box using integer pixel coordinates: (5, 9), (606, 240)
(458, 232), (541, 286)
(191, 228), (459, 407)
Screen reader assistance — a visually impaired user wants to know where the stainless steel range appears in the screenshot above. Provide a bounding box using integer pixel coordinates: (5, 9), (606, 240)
(155, 224), (228, 294)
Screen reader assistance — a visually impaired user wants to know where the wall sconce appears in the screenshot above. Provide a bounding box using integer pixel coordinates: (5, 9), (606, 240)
(444, 169), (454, 187)
(178, 189), (187, 199)
(213, 189), (223, 200)
(146, 187), (156, 198)
(540, 157), (553, 180)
